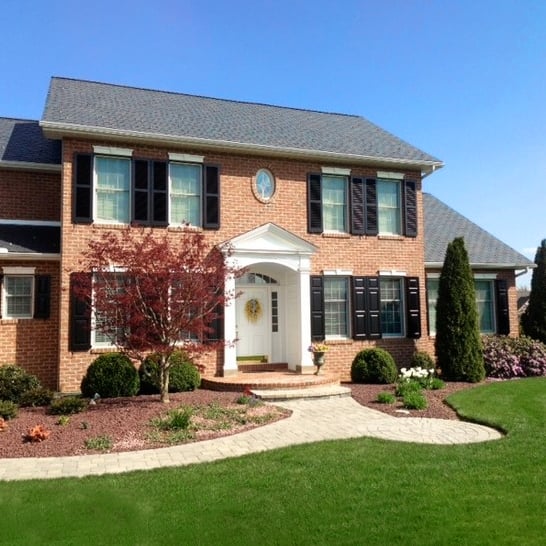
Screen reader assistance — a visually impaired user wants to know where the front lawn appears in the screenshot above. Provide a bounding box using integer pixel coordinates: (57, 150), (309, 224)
(1, 378), (544, 545)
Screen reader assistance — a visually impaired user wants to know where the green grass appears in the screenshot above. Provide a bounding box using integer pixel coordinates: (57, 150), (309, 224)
(1, 378), (545, 545)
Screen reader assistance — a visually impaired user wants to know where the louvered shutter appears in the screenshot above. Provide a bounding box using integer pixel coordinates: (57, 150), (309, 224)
(133, 159), (149, 223)
(203, 165), (220, 229)
(367, 277), (382, 338)
(405, 277), (421, 338)
(307, 174), (322, 233)
(0, 275), (3, 318)
(403, 180), (417, 237)
(34, 275), (51, 319)
(352, 277), (367, 339)
(73, 153), (93, 223)
(69, 273), (91, 351)
(310, 276), (325, 340)
(495, 279), (510, 335)
(365, 179), (378, 235)
(350, 177), (365, 235)
(152, 161), (168, 225)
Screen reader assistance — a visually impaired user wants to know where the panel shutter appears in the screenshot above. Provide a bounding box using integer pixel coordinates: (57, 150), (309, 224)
(310, 276), (325, 340)
(69, 273), (91, 351)
(405, 277), (421, 338)
(366, 277), (382, 338)
(352, 276), (367, 339)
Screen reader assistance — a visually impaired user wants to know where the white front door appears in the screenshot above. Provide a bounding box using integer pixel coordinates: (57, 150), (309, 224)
(236, 287), (270, 359)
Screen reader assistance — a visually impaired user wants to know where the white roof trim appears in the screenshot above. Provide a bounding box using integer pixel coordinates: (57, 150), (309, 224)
(0, 219), (61, 226)
(0, 252), (60, 261)
(0, 160), (60, 173)
(426, 262), (536, 270)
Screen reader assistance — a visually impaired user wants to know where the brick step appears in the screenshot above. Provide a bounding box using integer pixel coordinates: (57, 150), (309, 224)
(250, 385), (352, 401)
(237, 362), (289, 373)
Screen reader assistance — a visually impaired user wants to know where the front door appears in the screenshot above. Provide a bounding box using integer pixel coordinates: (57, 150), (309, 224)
(236, 287), (270, 359)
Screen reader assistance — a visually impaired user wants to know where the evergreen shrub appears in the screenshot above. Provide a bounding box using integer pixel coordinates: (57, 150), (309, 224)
(139, 351), (201, 394)
(351, 348), (398, 384)
(0, 365), (41, 403)
(81, 353), (140, 398)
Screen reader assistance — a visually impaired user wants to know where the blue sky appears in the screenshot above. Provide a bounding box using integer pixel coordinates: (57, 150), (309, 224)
(1, 0), (543, 286)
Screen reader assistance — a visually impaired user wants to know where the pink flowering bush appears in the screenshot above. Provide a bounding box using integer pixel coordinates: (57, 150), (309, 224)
(482, 336), (546, 379)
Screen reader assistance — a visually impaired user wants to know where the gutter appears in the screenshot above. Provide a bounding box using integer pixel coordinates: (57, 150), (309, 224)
(426, 262), (536, 270)
(0, 160), (61, 173)
(0, 252), (60, 261)
(40, 121), (444, 174)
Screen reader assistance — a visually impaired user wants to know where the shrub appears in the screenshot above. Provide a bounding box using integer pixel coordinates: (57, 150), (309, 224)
(395, 379), (422, 397)
(482, 335), (546, 378)
(19, 387), (54, 407)
(48, 396), (86, 415)
(429, 377), (445, 390)
(0, 365), (41, 403)
(403, 391), (428, 410)
(410, 351), (435, 371)
(139, 351), (201, 394)
(152, 407), (193, 431)
(81, 353), (140, 398)
(0, 400), (19, 420)
(351, 348), (398, 384)
(376, 392), (396, 404)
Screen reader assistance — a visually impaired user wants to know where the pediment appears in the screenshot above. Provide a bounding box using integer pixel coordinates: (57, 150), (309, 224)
(227, 223), (317, 255)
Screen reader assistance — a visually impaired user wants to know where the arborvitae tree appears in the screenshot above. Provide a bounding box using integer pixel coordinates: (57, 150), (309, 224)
(521, 239), (546, 343)
(435, 237), (485, 382)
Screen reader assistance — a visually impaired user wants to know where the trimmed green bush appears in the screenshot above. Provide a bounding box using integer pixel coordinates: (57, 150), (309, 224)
(410, 351), (435, 371)
(0, 400), (19, 420)
(0, 365), (41, 403)
(403, 391), (428, 410)
(139, 351), (201, 394)
(81, 353), (140, 398)
(351, 348), (398, 384)
(48, 396), (87, 415)
(19, 387), (54, 407)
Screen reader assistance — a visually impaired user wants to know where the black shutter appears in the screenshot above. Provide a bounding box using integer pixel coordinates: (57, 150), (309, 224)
(405, 277), (421, 338)
(152, 161), (168, 225)
(206, 304), (224, 342)
(495, 279), (510, 335)
(307, 174), (322, 233)
(403, 180), (417, 237)
(365, 179), (378, 235)
(352, 276), (367, 339)
(0, 275), (3, 318)
(203, 165), (220, 229)
(133, 159), (150, 223)
(367, 277), (382, 338)
(70, 273), (91, 351)
(350, 177), (365, 235)
(310, 276), (325, 340)
(33, 275), (51, 319)
(73, 153), (93, 223)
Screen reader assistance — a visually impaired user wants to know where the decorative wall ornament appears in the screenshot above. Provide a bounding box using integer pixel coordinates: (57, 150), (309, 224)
(245, 298), (262, 323)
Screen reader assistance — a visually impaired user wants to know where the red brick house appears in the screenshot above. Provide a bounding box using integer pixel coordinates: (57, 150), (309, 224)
(0, 78), (533, 392)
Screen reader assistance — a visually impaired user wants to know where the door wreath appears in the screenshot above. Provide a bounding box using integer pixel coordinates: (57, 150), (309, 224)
(245, 298), (262, 323)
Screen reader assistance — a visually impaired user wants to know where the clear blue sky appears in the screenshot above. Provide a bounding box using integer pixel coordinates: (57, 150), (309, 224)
(2, 0), (544, 286)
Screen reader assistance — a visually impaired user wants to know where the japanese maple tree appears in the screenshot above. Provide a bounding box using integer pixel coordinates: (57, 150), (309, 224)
(73, 229), (240, 403)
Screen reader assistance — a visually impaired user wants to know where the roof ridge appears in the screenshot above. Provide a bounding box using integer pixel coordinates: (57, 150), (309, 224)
(50, 76), (361, 120)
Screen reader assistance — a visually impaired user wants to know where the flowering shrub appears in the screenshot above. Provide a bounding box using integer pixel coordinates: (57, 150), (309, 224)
(308, 342), (329, 353)
(482, 336), (546, 379)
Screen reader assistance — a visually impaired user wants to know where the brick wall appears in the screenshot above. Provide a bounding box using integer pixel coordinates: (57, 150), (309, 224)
(0, 168), (60, 221)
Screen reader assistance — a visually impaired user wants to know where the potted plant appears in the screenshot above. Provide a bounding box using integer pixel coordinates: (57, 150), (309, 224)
(308, 342), (329, 374)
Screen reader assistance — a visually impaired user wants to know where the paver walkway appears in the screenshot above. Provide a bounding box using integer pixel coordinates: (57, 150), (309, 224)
(0, 396), (502, 482)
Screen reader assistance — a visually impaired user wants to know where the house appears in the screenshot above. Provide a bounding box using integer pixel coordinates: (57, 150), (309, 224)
(0, 77), (534, 392)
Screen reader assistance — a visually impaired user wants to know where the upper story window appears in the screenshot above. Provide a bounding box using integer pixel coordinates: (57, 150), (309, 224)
(377, 179), (401, 235)
(307, 173), (417, 237)
(322, 175), (348, 232)
(73, 152), (220, 229)
(170, 163), (202, 226)
(95, 157), (131, 223)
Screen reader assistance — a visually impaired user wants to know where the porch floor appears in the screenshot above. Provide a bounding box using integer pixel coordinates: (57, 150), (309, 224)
(201, 371), (341, 392)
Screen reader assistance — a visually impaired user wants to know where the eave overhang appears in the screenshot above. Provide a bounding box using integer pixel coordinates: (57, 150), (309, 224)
(0, 160), (61, 173)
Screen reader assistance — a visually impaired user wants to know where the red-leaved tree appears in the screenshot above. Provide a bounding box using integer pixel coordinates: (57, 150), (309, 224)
(73, 229), (240, 403)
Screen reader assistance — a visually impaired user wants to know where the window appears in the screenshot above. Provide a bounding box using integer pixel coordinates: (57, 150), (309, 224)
(426, 277), (506, 335)
(322, 175), (347, 232)
(170, 163), (202, 226)
(92, 273), (126, 348)
(377, 179), (401, 235)
(3, 276), (33, 318)
(380, 278), (404, 336)
(95, 157), (131, 223)
(324, 277), (349, 338)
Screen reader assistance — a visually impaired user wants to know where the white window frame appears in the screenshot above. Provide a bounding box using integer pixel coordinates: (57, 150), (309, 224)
(1, 266), (36, 319)
(377, 178), (402, 235)
(169, 162), (203, 227)
(322, 175), (348, 233)
(93, 155), (132, 224)
(324, 276), (350, 339)
(380, 276), (405, 337)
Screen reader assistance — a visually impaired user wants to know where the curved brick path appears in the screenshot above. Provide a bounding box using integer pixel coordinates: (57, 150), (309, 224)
(0, 397), (502, 481)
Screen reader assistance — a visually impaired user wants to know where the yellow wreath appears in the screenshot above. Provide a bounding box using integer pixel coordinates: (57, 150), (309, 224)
(245, 298), (262, 323)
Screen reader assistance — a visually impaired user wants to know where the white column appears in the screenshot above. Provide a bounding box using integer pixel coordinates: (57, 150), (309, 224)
(223, 272), (238, 376)
(297, 269), (314, 372)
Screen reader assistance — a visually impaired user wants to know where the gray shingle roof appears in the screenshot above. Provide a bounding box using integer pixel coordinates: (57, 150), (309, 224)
(0, 225), (60, 255)
(41, 77), (442, 167)
(0, 118), (61, 165)
(424, 193), (533, 268)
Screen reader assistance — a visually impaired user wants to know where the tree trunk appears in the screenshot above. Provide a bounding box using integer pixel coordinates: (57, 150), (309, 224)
(159, 356), (170, 403)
